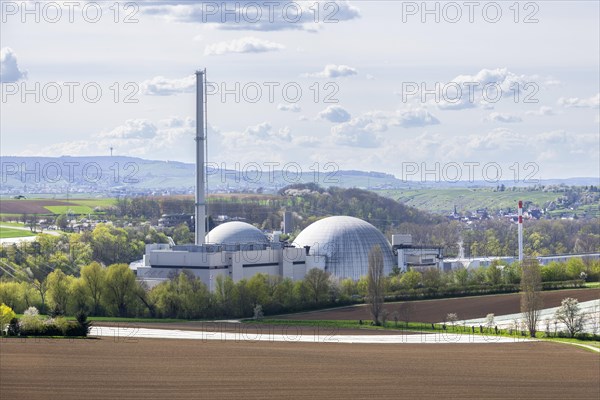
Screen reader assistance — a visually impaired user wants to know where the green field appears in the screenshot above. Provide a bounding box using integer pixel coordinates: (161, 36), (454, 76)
(0, 198), (116, 217)
(0, 227), (37, 239)
(44, 205), (96, 214)
(375, 188), (564, 214)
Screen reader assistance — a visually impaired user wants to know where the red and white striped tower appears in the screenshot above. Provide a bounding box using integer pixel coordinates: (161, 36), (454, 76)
(518, 200), (523, 261)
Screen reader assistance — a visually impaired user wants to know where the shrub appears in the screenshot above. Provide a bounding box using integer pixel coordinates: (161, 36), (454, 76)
(7, 318), (20, 336)
(0, 303), (16, 335)
(19, 308), (45, 335)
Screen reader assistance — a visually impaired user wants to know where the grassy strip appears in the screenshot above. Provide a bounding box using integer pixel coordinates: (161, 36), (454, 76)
(544, 337), (600, 350)
(584, 282), (600, 288)
(14, 315), (191, 324)
(0, 227), (37, 239)
(0, 222), (27, 227)
(250, 319), (600, 346)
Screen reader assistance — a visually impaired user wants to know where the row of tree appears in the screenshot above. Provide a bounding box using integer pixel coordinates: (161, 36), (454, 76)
(0, 257), (596, 320)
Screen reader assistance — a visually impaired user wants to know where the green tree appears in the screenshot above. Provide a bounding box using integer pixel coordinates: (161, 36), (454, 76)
(453, 268), (469, 287)
(0, 281), (23, 312)
(485, 265), (502, 286)
(399, 270), (421, 290)
(80, 262), (106, 315)
(55, 214), (69, 231)
(46, 269), (72, 315)
(173, 223), (193, 245)
(422, 267), (442, 289)
(303, 268), (330, 304)
(0, 303), (16, 335)
(367, 245), (385, 326)
(521, 259), (543, 337)
(104, 264), (137, 317)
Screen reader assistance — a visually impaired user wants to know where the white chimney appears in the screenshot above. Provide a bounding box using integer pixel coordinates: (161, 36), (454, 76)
(195, 70), (206, 245)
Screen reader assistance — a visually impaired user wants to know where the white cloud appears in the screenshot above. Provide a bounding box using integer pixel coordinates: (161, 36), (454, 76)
(205, 37), (284, 55)
(304, 64), (357, 78)
(526, 106), (555, 116)
(330, 115), (386, 148)
(405, 68), (542, 110)
(221, 122), (292, 147)
(277, 103), (301, 112)
(392, 108), (440, 128)
(318, 105), (351, 123)
(558, 93), (600, 108)
(99, 119), (158, 139)
(141, 1), (360, 32)
(465, 128), (525, 151)
(140, 75), (195, 96)
(0, 47), (27, 83)
(485, 112), (523, 123)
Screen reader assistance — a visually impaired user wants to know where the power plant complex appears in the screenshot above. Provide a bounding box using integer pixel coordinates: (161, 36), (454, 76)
(135, 70), (445, 289)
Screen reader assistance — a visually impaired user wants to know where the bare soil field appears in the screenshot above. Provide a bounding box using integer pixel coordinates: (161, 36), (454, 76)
(1, 338), (598, 400)
(278, 288), (600, 323)
(0, 200), (72, 215)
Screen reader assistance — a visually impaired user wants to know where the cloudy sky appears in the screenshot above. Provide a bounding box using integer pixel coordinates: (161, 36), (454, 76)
(1, 0), (599, 181)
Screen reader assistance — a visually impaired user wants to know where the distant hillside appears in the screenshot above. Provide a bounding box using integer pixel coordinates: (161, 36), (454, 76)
(2, 156), (598, 197)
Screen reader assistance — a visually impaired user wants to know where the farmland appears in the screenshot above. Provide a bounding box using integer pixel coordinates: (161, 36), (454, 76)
(1, 338), (598, 400)
(275, 288), (600, 323)
(0, 198), (115, 217)
(0, 227), (36, 239)
(375, 188), (562, 214)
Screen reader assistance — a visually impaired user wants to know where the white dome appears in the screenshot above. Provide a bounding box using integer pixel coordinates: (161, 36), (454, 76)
(205, 221), (268, 245)
(293, 216), (395, 280)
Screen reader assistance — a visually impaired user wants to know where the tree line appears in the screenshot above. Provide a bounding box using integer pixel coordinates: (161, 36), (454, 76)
(0, 257), (596, 320)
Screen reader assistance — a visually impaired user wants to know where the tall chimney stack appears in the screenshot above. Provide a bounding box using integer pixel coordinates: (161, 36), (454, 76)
(195, 70), (206, 245)
(518, 200), (523, 261)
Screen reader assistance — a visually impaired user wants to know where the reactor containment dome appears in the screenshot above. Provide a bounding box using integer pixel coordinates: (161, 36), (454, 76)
(293, 216), (396, 280)
(205, 221), (269, 246)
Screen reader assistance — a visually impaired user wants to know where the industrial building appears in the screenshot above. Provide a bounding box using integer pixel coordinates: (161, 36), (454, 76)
(136, 69), (445, 290)
(293, 216), (396, 280)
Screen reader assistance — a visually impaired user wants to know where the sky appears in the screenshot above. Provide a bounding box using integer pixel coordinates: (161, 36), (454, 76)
(1, 0), (599, 182)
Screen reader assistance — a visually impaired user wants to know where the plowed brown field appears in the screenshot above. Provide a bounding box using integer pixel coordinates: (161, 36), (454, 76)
(0, 338), (598, 399)
(0, 200), (71, 214)
(277, 288), (600, 322)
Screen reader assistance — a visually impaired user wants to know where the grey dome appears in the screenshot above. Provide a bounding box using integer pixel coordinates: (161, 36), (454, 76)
(293, 216), (395, 280)
(205, 221), (268, 245)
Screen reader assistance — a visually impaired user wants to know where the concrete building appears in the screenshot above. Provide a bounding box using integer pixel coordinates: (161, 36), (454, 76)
(293, 216), (397, 280)
(136, 221), (325, 290)
(392, 234), (445, 272)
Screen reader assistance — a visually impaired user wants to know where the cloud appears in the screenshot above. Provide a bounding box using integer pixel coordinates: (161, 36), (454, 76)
(392, 108), (440, 128)
(485, 112), (523, 123)
(221, 122), (292, 148)
(465, 128), (525, 151)
(140, 1), (360, 32)
(140, 75), (195, 96)
(277, 103), (301, 112)
(526, 106), (555, 116)
(304, 64), (357, 78)
(99, 119), (158, 139)
(318, 105), (351, 123)
(330, 115), (386, 148)
(401, 68), (542, 110)
(0, 47), (27, 83)
(558, 93), (599, 108)
(204, 37), (284, 56)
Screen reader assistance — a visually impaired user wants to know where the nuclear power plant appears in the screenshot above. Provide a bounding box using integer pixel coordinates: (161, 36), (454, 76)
(136, 69), (444, 290)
